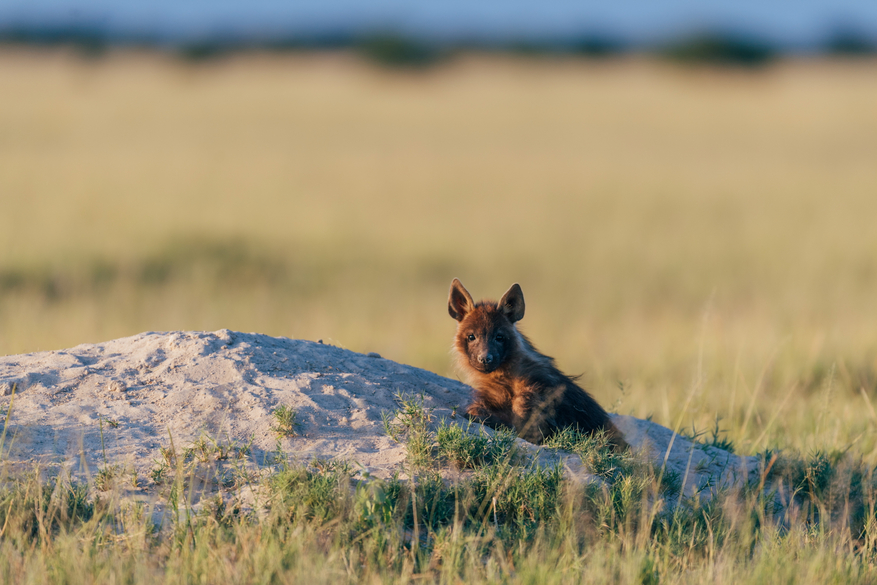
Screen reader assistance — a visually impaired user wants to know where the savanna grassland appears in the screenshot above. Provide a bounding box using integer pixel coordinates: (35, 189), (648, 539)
(2, 49), (877, 583)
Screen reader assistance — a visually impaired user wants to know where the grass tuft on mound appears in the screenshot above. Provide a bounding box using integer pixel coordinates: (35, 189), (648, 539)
(2, 411), (877, 583)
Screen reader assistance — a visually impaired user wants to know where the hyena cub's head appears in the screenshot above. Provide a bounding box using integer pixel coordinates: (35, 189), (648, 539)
(447, 278), (525, 374)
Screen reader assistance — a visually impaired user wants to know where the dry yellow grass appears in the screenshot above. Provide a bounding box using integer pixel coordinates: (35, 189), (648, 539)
(1, 49), (877, 455)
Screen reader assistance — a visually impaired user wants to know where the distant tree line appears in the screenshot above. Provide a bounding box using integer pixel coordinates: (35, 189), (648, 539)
(1, 23), (875, 67)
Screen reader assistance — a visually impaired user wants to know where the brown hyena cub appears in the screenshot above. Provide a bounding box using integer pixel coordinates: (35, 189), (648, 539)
(448, 278), (627, 449)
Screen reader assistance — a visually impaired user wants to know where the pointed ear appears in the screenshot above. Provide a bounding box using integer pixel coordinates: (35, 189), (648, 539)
(498, 283), (525, 323)
(448, 278), (475, 322)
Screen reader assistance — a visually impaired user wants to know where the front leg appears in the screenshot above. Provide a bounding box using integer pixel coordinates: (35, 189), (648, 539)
(465, 401), (514, 432)
(511, 389), (553, 444)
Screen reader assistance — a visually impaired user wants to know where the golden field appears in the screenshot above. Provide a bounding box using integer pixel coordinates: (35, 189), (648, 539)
(2, 49), (877, 456)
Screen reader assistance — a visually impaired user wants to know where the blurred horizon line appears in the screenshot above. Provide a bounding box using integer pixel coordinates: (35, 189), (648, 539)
(2, 1), (877, 65)
(1, 26), (875, 68)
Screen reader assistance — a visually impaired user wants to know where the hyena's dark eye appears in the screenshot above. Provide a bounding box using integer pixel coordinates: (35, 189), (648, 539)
(467, 334), (476, 342)
(495, 334), (504, 342)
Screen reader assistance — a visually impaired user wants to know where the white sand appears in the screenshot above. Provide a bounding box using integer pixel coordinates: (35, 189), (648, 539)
(0, 330), (759, 500)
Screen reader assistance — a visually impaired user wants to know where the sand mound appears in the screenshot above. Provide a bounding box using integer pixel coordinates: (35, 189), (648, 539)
(0, 330), (759, 499)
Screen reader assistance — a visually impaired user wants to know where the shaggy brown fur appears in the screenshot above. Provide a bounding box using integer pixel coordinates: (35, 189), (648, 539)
(448, 278), (627, 449)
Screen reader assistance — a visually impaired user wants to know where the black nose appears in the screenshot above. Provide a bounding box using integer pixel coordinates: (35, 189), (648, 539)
(479, 354), (494, 365)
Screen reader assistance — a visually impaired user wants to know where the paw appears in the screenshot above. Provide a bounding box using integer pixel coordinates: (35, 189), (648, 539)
(464, 409), (488, 423)
(465, 403), (488, 419)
